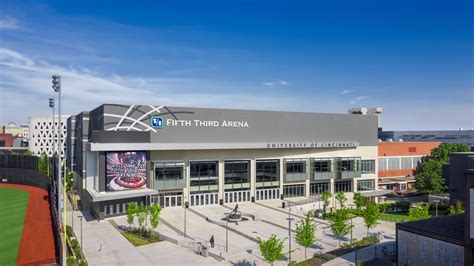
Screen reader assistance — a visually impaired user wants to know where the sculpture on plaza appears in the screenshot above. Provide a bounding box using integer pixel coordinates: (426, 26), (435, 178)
(228, 204), (242, 222)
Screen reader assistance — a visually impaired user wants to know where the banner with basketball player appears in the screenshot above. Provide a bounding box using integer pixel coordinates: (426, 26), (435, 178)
(106, 151), (147, 191)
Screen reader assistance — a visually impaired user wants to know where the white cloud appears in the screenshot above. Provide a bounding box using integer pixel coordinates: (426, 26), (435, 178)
(340, 89), (351, 94)
(0, 17), (19, 30)
(263, 80), (289, 87)
(350, 96), (368, 104)
(0, 48), (305, 124)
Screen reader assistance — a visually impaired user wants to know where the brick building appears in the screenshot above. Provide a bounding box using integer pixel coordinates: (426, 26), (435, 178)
(378, 141), (440, 191)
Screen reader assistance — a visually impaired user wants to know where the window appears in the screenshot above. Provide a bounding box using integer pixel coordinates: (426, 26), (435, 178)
(401, 157), (413, 169)
(310, 182), (329, 195)
(224, 160), (250, 185)
(285, 159), (308, 182)
(190, 161), (219, 192)
(334, 180), (352, 193)
(357, 179), (374, 191)
(283, 184), (305, 198)
(387, 158), (400, 170)
(340, 160), (355, 171)
(314, 160), (331, 172)
(378, 158), (387, 170)
(361, 160), (375, 174)
(155, 162), (184, 181)
(286, 160), (306, 173)
(155, 161), (185, 190)
(256, 160), (279, 187)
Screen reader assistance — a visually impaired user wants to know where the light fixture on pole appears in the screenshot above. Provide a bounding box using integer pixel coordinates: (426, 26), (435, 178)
(52, 74), (65, 266)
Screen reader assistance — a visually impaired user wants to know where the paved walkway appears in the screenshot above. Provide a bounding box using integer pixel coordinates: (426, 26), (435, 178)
(67, 211), (222, 265)
(66, 201), (396, 266)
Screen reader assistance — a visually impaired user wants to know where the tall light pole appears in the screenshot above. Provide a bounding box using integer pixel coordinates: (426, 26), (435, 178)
(52, 74), (65, 266)
(184, 202), (188, 238)
(286, 217), (294, 265)
(79, 214), (84, 264)
(225, 213), (229, 253)
(349, 204), (355, 245)
(49, 97), (55, 188)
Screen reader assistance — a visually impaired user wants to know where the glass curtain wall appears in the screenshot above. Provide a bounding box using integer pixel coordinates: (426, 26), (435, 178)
(285, 158), (308, 182)
(190, 161), (219, 192)
(312, 158), (335, 180)
(154, 161), (185, 190)
(256, 159), (279, 188)
(224, 160), (250, 190)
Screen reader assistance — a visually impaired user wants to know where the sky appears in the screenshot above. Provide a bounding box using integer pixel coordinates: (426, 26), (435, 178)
(0, 0), (472, 130)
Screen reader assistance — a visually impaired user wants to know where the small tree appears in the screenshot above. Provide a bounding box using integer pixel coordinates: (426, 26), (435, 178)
(137, 205), (147, 229)
(149, 203), (162, 230)
(329, 208), (352, 246)
(257, 235), (286, 266)
(335, 192), (347, 209)
(449, 201), (464, 215)
(321, 191), (331, 219)
(361, 202), (379, 236)
(295, 212), (317, 261)
(353, 192), (366, 215)
(126, 202), (138, 228)
(408, 202), (430, 221)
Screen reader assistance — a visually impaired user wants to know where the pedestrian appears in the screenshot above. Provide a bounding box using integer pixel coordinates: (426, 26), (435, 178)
(210, 235), (215, 248)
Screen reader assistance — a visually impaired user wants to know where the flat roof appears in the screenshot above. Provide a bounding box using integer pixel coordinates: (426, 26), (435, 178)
(397, 214), (464, 245)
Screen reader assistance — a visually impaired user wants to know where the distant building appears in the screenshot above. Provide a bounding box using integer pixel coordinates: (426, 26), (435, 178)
(396, 169), (474, 265)
(0, 133), (15, 147)
(379, 128), (474, 148)
(444, 152), (474, 203)
(3, 122), (28, 137)
(378, 141), (440, 191)
(28, 116), (68, 158)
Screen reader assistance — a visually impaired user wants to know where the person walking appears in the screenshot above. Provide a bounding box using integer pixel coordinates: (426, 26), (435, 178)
(210, 235), (215, 248)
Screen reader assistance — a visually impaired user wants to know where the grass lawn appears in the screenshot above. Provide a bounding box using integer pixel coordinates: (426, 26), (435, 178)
(0, 186), (29, 265)
(379, 212), (410, 223)
(121, 231), (161, 246)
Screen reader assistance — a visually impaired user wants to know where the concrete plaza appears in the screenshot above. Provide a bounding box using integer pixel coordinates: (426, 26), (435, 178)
(68, 199), (396, 265)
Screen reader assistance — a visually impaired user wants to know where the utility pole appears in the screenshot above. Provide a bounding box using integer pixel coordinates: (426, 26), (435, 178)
(286, 217), (294, 265)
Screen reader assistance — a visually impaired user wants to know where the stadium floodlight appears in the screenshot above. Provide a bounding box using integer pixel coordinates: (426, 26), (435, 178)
(52, 75), (61, 92)
(48, 97), (54, 108)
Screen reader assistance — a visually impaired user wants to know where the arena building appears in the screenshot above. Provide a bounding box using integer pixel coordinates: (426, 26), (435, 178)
(67, 104), (379, 220)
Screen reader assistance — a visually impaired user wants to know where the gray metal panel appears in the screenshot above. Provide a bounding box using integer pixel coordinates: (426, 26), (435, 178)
(96, 104), (377, 146)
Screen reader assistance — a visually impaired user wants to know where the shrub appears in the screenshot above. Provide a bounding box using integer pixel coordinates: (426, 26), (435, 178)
(66, 225), (74, 238)
(71, 239), (79, 249)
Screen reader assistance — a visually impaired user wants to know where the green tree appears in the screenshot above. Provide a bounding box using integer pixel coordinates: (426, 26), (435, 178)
(149, 203), (162, 230)
(361, 202), (379, 236)
(126, 202), (138, 228)
(408, 202), (430, 221)
(430, 143), (470, 163)
(321, 191), (331, 219)
(65, 172), (75, 191)
(137, 205), (147, 229)
(335, 192), (347, 210)
(257, 235), (285, 266)
(353, 192), (366, 215)
(329, 208), (352, 246)
(38, 154), (50, 175)
(449, 201), (464, 215)
(416, 143), (469, 194)
(415, 160), (445, 194)
(295, 212), (317, 261)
